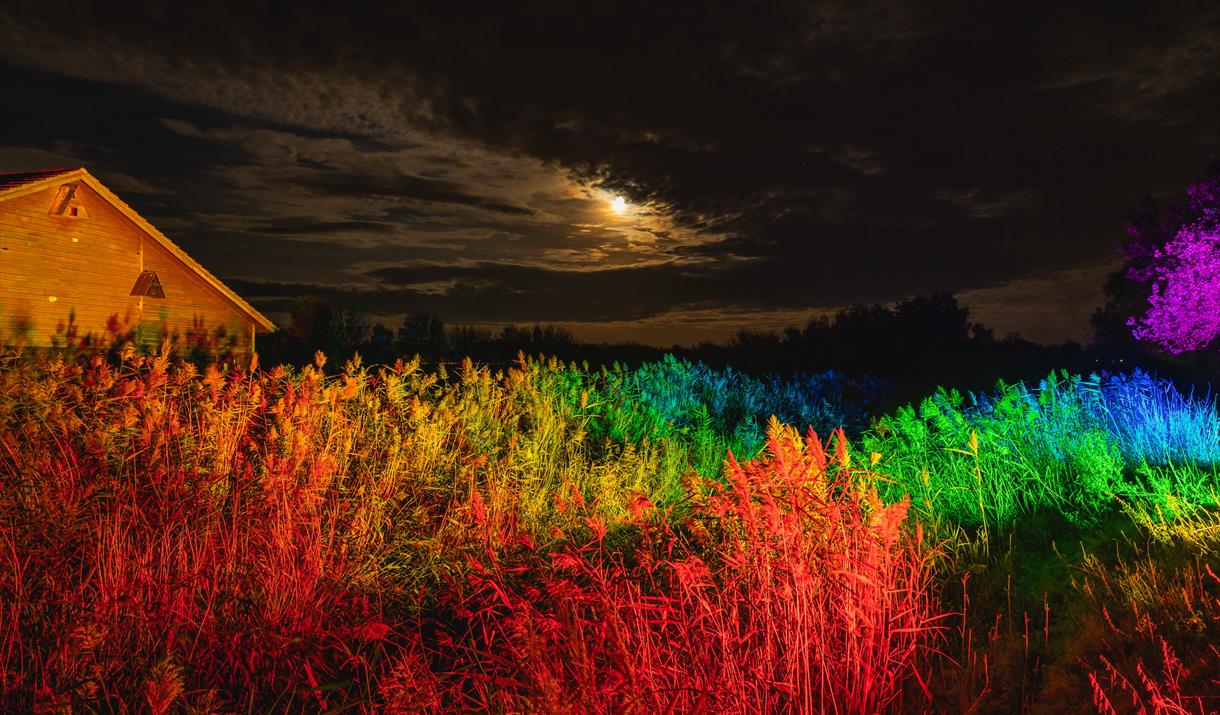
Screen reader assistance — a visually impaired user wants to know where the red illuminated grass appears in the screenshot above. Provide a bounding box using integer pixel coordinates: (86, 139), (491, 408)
(0, 354), (939, 712)
(400, 421), (940, 712)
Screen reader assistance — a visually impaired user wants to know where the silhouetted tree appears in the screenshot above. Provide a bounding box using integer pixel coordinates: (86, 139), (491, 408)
(330, 306), (370, 363)
(398, 314), (448, 360)
(450, 325), (494, 359)
(894, 292), (971, 344)
(254, 294), (339, 365)
(364, 323), (398, 365)
(288, 295), (334, 348)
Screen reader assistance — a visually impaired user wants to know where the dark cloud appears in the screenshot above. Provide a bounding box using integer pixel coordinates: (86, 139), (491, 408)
(1, 1), (1217, 343)
(293, 170), (534, 215)
(227, 260), (722, 325)
(248, 218), (398, 236)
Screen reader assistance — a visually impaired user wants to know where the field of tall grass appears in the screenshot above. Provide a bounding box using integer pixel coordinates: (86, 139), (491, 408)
(865, 369), (1220, 528)
(0, 347), (1217, 712)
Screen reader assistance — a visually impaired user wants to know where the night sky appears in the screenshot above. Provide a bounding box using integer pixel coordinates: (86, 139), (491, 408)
(2, 2), (1217, 346)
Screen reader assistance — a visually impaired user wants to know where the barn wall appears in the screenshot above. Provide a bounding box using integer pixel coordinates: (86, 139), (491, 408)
(1, 183), (141, 345)
(141, 229), (254, 355)
(0, 181), (254, 356)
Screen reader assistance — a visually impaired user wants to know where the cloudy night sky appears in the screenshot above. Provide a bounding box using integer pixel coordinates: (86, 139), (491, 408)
(1, 2), (1217, 346)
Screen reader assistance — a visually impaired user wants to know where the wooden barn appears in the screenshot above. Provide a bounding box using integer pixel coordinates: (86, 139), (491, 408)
(0, 168), (274, 357)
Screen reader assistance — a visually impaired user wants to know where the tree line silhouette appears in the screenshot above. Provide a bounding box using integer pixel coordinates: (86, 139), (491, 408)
(257, 291), (1113, 408)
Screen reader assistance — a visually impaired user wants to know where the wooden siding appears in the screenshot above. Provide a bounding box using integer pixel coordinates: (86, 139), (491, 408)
(141, 221), (253, 353)
(0, 182), (255, 355)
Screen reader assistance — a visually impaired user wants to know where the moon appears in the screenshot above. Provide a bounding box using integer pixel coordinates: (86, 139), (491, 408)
(610, 195), (628, 215)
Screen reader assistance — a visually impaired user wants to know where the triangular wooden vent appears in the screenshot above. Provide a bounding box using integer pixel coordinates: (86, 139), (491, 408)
(49, 183), (88, 218)
(130, 271), (166, 298)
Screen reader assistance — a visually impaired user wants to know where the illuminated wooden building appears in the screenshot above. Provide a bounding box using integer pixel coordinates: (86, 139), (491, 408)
(0, 168), (274, 356)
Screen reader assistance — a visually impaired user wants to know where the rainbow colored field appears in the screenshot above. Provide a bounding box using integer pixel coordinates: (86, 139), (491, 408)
(1, 350), (1218, 712)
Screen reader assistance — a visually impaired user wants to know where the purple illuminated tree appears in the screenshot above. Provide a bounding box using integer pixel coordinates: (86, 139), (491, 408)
(1107, 161), (1220, 357)
(1127, 208), (1220, 354)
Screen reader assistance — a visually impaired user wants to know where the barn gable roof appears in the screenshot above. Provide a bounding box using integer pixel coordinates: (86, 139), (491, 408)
(0, 168), (81, 192)
(0, 167), (275, 332)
